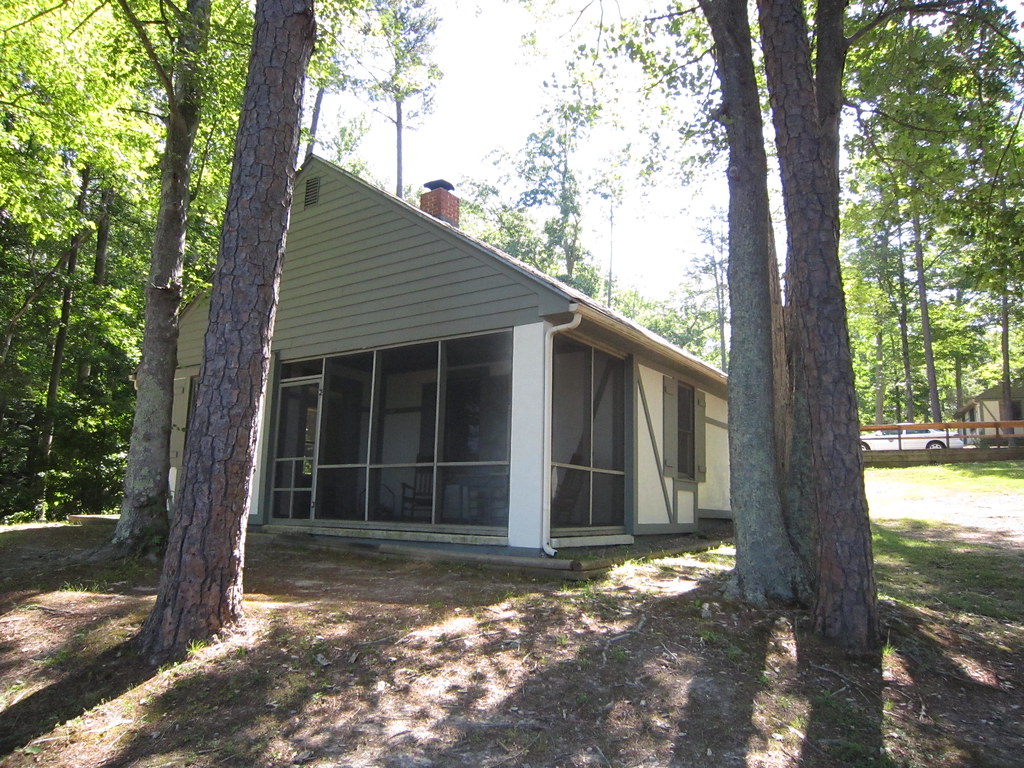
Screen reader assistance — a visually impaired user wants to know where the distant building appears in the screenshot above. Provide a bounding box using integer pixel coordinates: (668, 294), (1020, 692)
(955, 384), (1024, 444)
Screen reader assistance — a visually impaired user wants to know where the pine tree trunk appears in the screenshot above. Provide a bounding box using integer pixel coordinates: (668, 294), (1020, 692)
(33, 168), (92, 518)
(758, 0), (878, 653)
(999, 289), (1017, 442)
(305, 84), (325, 160)
(896, 266), (915, 422)
(953, 288), (965, 412)
(913, 213), (941, 422)
(137, 0), (315, 664)
(80, 187), (114, 381)
(395, 98), (404, 197)
(713, 254), (728, 371)
(110, 0), (212, 558)
(873, 329), (886, 424)
(698, 0), (806, 604)
(93, 187), (113, 286)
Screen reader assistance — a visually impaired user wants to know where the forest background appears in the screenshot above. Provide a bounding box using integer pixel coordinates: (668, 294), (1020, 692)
(1, 0), (1022, 524)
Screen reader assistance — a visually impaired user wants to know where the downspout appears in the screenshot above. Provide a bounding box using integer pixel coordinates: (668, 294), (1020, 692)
(541, 304), (582, 556)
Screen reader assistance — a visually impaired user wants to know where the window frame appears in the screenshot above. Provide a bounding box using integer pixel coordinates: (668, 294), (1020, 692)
(549, 336), (627, 531)
(268, 331), (513, 530)
(663, 376), (707, 483)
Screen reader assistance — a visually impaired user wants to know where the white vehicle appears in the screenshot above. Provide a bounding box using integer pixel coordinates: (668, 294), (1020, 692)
(859, 427), (964, 451)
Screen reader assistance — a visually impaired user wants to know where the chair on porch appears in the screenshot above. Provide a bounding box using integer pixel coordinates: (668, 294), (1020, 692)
(401, 466), (433, 521)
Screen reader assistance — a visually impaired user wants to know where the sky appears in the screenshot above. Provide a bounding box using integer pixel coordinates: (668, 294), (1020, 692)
(321, 0), (728, 300)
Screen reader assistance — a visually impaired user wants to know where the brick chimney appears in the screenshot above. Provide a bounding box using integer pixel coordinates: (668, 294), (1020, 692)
(420, 179), (459, 227)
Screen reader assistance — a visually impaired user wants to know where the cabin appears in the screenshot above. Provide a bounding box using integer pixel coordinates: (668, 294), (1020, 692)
(170, 156), (730, 555)
(956, 385), (1024, 423)
(955, 384), (1024, 445)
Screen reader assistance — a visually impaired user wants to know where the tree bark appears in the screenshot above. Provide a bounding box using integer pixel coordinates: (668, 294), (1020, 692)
(999, 289), (1016, 441)
(395, 97), (404, 196)
(93, 187), (113, 287)
(110, 0), (212, 558)
(79, 186), (114, 381)
(305, 84), (325, 160)
(758, 0), (879, 653)
(699, 0), (806, 604)
(712, 251), (728, 371)
(33, 168), (92, 518)
(912, 213), (941, 421)
(953, 288), (964, 412)
(873, 329), (886, 424)
(895, 264), (915, 421)
(137, 0), (315, 664)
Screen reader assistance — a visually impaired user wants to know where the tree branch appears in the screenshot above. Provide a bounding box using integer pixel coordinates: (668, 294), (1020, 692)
(857, 104), (964, 137)
(112, 0), (177, 112)
(848, 0), (969, 47)
(68, 1), (111, 36)
(643, 6), (701, 26)
(1, 0), (74, 33)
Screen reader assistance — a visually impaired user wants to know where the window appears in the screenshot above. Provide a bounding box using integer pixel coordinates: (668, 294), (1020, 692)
(369, 343), (438, 522)
(316, 353), (372, 521)
(664, 377), (706, 482)
(271, 379), (320, 519)
(269, 332), (513, 529)
(550, 336), (626, 529)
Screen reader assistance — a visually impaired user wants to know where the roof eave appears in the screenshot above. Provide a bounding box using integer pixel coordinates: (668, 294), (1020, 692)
(573, 303), (728, 387)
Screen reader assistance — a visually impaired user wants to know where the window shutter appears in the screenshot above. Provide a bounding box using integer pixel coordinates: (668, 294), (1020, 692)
(662, 376), (677, 475)
(694, 390), (707, 482)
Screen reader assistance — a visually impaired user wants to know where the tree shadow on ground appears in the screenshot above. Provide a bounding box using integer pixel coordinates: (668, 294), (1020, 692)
(876, 600), (1024, 768)
(872, 522), (1024, 620)
(936, 461), (1024, 480)
(0, 642), (155, 757)
(76, 574), (756, 767)
(0, 525), (159, 609)
(3, 522), (1022, 767)
(794, 624), (884, 767)
(667, 601), (774, 767)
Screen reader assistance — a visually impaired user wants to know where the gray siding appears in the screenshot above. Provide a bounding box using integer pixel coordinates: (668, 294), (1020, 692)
(177, 294), (209, 369)
(176, 160), (572, 367)
(272, 161), (569, 360)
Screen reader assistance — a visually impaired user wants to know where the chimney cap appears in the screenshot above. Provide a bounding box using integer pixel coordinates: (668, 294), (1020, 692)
(424, 179), (455, 192)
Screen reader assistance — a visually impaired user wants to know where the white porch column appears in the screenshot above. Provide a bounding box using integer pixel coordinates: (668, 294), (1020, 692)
(507, 321), (547, 549)
(248, 390), (270, 521)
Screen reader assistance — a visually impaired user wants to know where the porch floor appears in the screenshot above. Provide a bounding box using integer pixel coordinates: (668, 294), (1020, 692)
(255, 519), (734, 581)
(64, 514), (734, 581)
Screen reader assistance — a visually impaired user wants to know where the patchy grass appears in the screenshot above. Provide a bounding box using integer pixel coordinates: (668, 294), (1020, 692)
(865, 460), (1024, 499)
(872, 522), (1024, 620)
(0, 467), (1022, 767)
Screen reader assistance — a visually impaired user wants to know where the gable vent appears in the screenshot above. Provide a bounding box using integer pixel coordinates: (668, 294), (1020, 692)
(303, 176), (321, 208)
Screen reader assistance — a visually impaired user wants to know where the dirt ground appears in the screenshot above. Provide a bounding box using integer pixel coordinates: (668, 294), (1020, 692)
(866, 473), (1024, 548)
(0, 482), (1022, 768)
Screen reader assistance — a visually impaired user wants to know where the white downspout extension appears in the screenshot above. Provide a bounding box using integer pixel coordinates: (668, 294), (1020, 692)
(541, 305), (582, 556)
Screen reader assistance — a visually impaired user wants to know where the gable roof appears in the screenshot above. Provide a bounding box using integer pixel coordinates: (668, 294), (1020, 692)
(300, 156), (727, 391)
(972, 384), (1024, 402)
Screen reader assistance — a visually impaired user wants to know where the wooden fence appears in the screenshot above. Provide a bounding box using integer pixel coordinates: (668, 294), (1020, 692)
(859, 420), (1024, 467)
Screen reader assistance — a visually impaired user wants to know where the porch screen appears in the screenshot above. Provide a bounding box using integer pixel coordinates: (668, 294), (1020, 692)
(270, 331), (512, 529)
(550, 336), (626, 529)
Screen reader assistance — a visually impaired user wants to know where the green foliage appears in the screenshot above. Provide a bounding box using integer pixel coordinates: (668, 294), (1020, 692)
(360, 0), (441, 112)
(615, 240), (728, 369)
(0, 0), (251, 520)
(514, 75), (599, 280)
(842, 2), (1024, 422)
(0, 1), (158, 241)
(317, 0), (441, 192)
